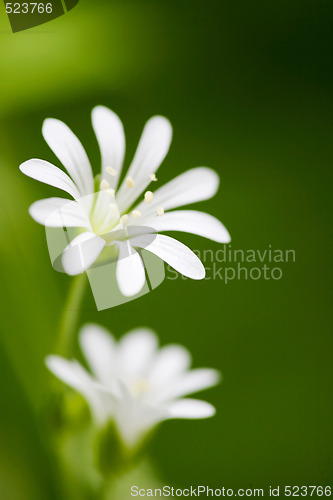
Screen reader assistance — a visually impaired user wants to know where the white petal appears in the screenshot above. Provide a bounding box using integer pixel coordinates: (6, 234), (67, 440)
(116, 116), (172, 213)
(45, 355), (112, 424)
(62, 232), (105, 275)
(156, 369), (221, 403)
(79, 324), (117, 385)
(135, 167), (219, 217)
(113, 390), (164, 448)
(20, 159), (81, 200)
(46, 355), (92, 392)
(140, 210), (230, 243)
(90, 189), (120, 235)
(42, 118), (94, 196)
(148, 344), (192, 385)
(130, 233), (205, 280)
(166, 399), (216, 419)
(92, 106), (125, 190)
(118, 328), (158, 379)
(29, 197), (91, 229)
(116, 241), (146, 296)
(126, 115), (172, 178)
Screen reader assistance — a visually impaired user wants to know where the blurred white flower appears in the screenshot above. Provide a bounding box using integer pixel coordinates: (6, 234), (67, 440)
(46, 324), (221, 449)
(20, 106), (230, 296)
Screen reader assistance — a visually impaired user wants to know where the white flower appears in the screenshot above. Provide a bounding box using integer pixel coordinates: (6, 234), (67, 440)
(20, 106), (230, 296)
(46, 324), (221, 449)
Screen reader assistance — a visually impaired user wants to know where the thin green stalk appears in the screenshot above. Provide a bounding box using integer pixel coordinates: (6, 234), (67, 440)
(99, 460), (162, 500)
(56, 274), (87, 356)
(45, 274), (90, 500)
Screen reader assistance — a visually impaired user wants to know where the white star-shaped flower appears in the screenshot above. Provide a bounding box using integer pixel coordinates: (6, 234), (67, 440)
(20, 106), (230, 296)
(46, 324), (221, 450)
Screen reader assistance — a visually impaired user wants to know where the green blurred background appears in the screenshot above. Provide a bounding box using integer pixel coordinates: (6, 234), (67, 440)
(0, 0), (332, 497)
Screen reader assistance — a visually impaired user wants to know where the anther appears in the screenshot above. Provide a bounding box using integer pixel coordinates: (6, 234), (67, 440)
(100, 179), (110, 190)
(106, 166), (117, 176)
(157, 206), (164, 216)
(125, 176), (135, 188)
(149, 173), (157, 182)
(132, 210), (142, 219)
(121, 214), (129, 224)
(144, 191), (154, 203)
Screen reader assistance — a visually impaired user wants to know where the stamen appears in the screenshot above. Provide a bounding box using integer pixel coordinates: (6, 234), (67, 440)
(100, 179), (110, 190)
(131, 379), (151, 396)
(132, 210), (142, 219)
(106, 166), (117, 176)
(157, 206), (164, 216)
(121, 214), (129, 224)
(106, 188), (115, 197)
(125, 176), (135, 188)
(144, 191), (154, 204)
(149, 173), (157, 182)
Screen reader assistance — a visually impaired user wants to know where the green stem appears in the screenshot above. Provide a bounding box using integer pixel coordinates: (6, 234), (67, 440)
(56, 274), (87, 356)
(99, 460), (162, 500)
(45, 274), (89, 499)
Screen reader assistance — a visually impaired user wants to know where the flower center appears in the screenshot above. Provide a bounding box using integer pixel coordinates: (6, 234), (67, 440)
(129, 378), (151, 398)
(89, 173), (164, 236)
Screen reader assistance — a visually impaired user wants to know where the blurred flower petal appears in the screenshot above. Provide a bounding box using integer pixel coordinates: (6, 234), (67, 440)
(45, 355), (112, 424)
(166, 399), (216, 419)
(79, 324), (117, 386)
(148, 344), (192, 385)
(118, 328), (158, 379)
(156, 369), (221, 403)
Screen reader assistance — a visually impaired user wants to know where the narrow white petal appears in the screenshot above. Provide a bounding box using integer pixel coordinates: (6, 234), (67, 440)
(116, 116), (172, 213)
(92, 106), (125, 189)
(20, 159), (81, 200)
(113, 392), (164, 448)
(46, 355), (92, 392)
(45, 355), (112, 424)
(42, 118), (94, 196)
(156, 369), (221, 403)
(135, 167), (219, 217)
(166, 398), (216, 419)
(79, 324), (117, 385)
(130, 233), (205, 280)
(62, 232), (105, 275)
(126, 116), (172, 178)
(90, 189), (120, 235)
(148, 344), (192, 385)
(140, 210), (231, 243)
(116, 241), (146, 296)
(118, 328), (158, 379)
(29, 197), (91, 229)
